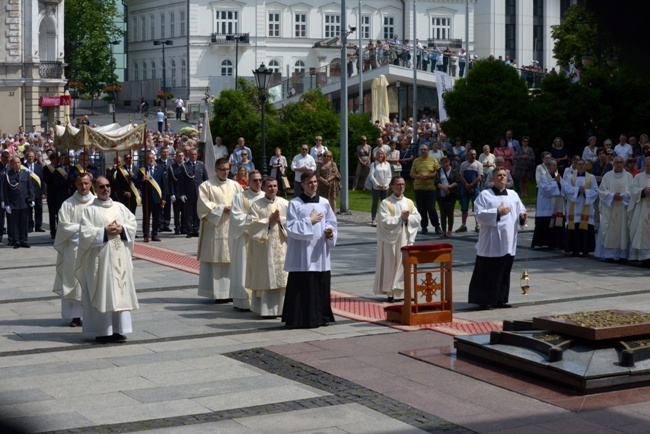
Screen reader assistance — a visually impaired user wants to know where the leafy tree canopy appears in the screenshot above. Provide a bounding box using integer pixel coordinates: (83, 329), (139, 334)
(551, 4), (599, 69)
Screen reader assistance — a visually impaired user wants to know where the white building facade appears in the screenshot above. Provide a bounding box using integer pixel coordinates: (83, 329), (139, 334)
(123, 0), (575, 111)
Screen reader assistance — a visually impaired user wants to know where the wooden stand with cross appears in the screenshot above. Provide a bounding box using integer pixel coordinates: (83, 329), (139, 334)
(384, 244), (453, 325)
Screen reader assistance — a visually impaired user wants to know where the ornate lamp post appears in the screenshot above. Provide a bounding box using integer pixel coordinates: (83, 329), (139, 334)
(153, 39), (173, 112)
(253, 63), (273, 175)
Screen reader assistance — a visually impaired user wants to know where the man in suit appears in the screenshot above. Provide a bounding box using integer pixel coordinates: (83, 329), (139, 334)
(137, 152), (168, 242)
(2, 157), (35, 248)
(115, 153), (139, 215)
(178, 147), (208, 237)
(0, 150), (10, 242)
(23, 151), (45, 232)
(156, 146), (173, 232)
(42, 152), (59, 238)
(168, 149), (186, 234)
(68, 152), (99, 195)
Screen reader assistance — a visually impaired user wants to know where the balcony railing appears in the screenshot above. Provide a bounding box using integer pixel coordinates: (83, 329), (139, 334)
(39, 61), (64, 79)
(210, 33), (250, 45)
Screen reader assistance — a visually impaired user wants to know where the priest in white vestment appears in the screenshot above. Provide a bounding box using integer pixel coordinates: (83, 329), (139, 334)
(229, 170), (264, 310)
(247, 177), (289, 317)
(561, 159), (598, 257)
(531, 159), (564, 249)
(76, 177), (138, 343)
(197, 158), (243, 301)
(53, 172), (95, 327)
(595, 157), (633, 261)
(282, 171), (337, 329)
(628, 157), (650, 264)
(372, 176), (421, 302)
(468, 168), (527, 309)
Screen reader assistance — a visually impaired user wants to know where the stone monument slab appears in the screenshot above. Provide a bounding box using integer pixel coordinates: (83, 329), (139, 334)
(533, 310), (650, 341)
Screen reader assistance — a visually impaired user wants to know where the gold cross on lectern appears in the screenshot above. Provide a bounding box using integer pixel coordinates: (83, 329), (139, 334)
(417, 272), (439, 302)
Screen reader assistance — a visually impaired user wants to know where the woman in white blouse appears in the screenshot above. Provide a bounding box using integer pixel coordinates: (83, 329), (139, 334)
(368, 149), (392, 227)
(310, 136), (328, 165)
(478, 144), (495, 190)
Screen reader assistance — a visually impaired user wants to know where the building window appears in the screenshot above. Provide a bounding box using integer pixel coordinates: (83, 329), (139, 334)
(140, 17), (146, 41)
(216, 10), (238, 35)
(324, 14), (340, 39)
(295, 13), (306, 38)
(171, 59), (176, 87)
(151, 61), (156, 80)
(131, 18), (137, 43)
(221, 59), (233, 76)
(294, 60), (306, 74)
(133, 62), (139, 81)
(181, 59), (187, 87)
(505, 24), (516, 50)
(268, 60), (281, 73)
(268, 13), (280, 37)
(506, 0), (516, 16)
(142, 61), (147, 80)
(150, 15), (155, 40)
(180, 11), (186, 36)
(383, 17), (394, 40)
(431, 17), (450, 40)
(360, 15), (370, 40)
(160, 14), (165, 38)
(170, 12), (175, 37)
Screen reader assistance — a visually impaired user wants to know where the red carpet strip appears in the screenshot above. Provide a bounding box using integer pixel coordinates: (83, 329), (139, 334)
(133, 243), (501, 336)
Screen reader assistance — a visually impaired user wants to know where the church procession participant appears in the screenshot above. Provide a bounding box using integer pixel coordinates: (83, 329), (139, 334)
(196, 158), (243, 303)
(68, 152), (99, 195)
(229, 170), (264, 311)
(562, 159), (598, 257)
(246, 177), (290, 317)
(3, 156), (35, 248)
(23, 151), (45, 233)
(595, 156), (633, 262)
(468, 167), (527, 310)
(531, 159), (565, 249)
(0, 151), (11, 242)
(116, 153), (140, 215)
(156, 146), (173, 232)
(53, 172), (95, 328)
(137, 151), (168, 242)
(373, 176), (421, 303)
(168, 150), (186, 234)
(179, 148), (208, 237)
(76, 177), (138, 343)
(282, 171), (337, 329)
(628, 156), (650, 266)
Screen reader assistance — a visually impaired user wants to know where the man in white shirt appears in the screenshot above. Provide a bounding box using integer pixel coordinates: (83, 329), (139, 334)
(213, 136), (229, 160)
(614, 133), (633, 161)
(156, 108), (165, 133)
(175, 97), (184, 120)
(290, 145), (316, 197)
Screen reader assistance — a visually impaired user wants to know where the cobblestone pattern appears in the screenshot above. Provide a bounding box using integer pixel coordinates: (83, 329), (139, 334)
(42, 347), (474, 434)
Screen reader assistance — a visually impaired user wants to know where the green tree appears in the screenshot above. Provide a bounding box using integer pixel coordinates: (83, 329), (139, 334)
(550, 4), (599, 69)
(65, 0), (124, 114)
(441, 58), (532, 148)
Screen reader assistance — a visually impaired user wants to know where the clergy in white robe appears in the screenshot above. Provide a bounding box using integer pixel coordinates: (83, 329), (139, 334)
(595, 157), (633, 261)
(282, 171), (337, 329)
(372, 176), (421, 301)
(76, 177), (138, 343)
(627, 157), (650, 264)
(531, 159), (564, 249)
(562, 160), (598, 256)
(468, 168), (527, 309)
(197, 158), (243, 301)
(229, 171), (264, 310)
(247, 178), (289, 317)
(53, 173), (95, 326)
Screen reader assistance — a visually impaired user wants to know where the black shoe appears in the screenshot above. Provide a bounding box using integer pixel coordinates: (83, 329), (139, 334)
(35, 228), (45, 232)
(619, 258), (629, 264)
(112, 333), (127, 343)
(13, 244), (20, 249)
(180, 230), (188, 234)
(215, 298), (233, 304)
(161, 227), (172, 232)
(387, 296), (394, 303)
(174, 230), (180, 235)
(233, 306), (251, 312)
(95, 335), (113, 344)
(497, 303), (513, 309)
(20, 242), (30, 248)
(420, 227), (428, 235)
(192, 233), (199, 237)
(186, 234), (193, 238)
(477, 305), (494, 311)
(435, 226), (442, 235)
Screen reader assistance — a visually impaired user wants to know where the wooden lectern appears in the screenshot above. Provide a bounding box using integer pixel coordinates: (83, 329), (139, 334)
(384, 243), (453, 325)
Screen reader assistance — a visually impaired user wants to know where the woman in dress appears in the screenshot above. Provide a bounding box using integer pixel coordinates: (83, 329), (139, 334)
(234, 166), (249, 190)
(368, 149), (392, 227)
(582, 136), (599, 171)
(478, 144), (495, 191)
(549, 136), (570, 175)
(269, 147), (288, 195)
(353, 136), (372, 190)
(514, 136), (535, 197)
(316, 151), (340, 213)
(493, 136), (515, 173)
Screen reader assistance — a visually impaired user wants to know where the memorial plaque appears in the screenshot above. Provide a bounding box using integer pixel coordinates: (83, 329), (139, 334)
(533, 310), (650, 341)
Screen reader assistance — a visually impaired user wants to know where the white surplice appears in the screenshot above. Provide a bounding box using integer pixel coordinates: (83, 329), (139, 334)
(373, 195), (421, 298)
(53, 191), (95, 319)
(562, 173), (599, 226)
(247, 196), (289, 316)
(196, 177), (243, 299)
(228, 189), (263, 309)
(595, 170), (632, 258)
(474, 189), (526, 257)
(76, 199), (138, 337)
(628, 172), (650, 261)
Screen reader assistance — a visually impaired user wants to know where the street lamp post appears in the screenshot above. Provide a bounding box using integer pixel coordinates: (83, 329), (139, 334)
(153, 39), (173, 112)
(253, 63), (273, 175)
(68, 41), (84, 122)
(104, 40), (120, 123)
(225, 34), (247, 90)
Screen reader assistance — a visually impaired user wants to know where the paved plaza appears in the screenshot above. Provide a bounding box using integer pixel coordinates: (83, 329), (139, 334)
(1, 189), (649, 433)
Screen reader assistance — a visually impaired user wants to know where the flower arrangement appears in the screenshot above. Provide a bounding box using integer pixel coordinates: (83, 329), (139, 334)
(156, 91), (175, 100)
(68, 81), (84, 90)
(103, 85), (122, 93)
